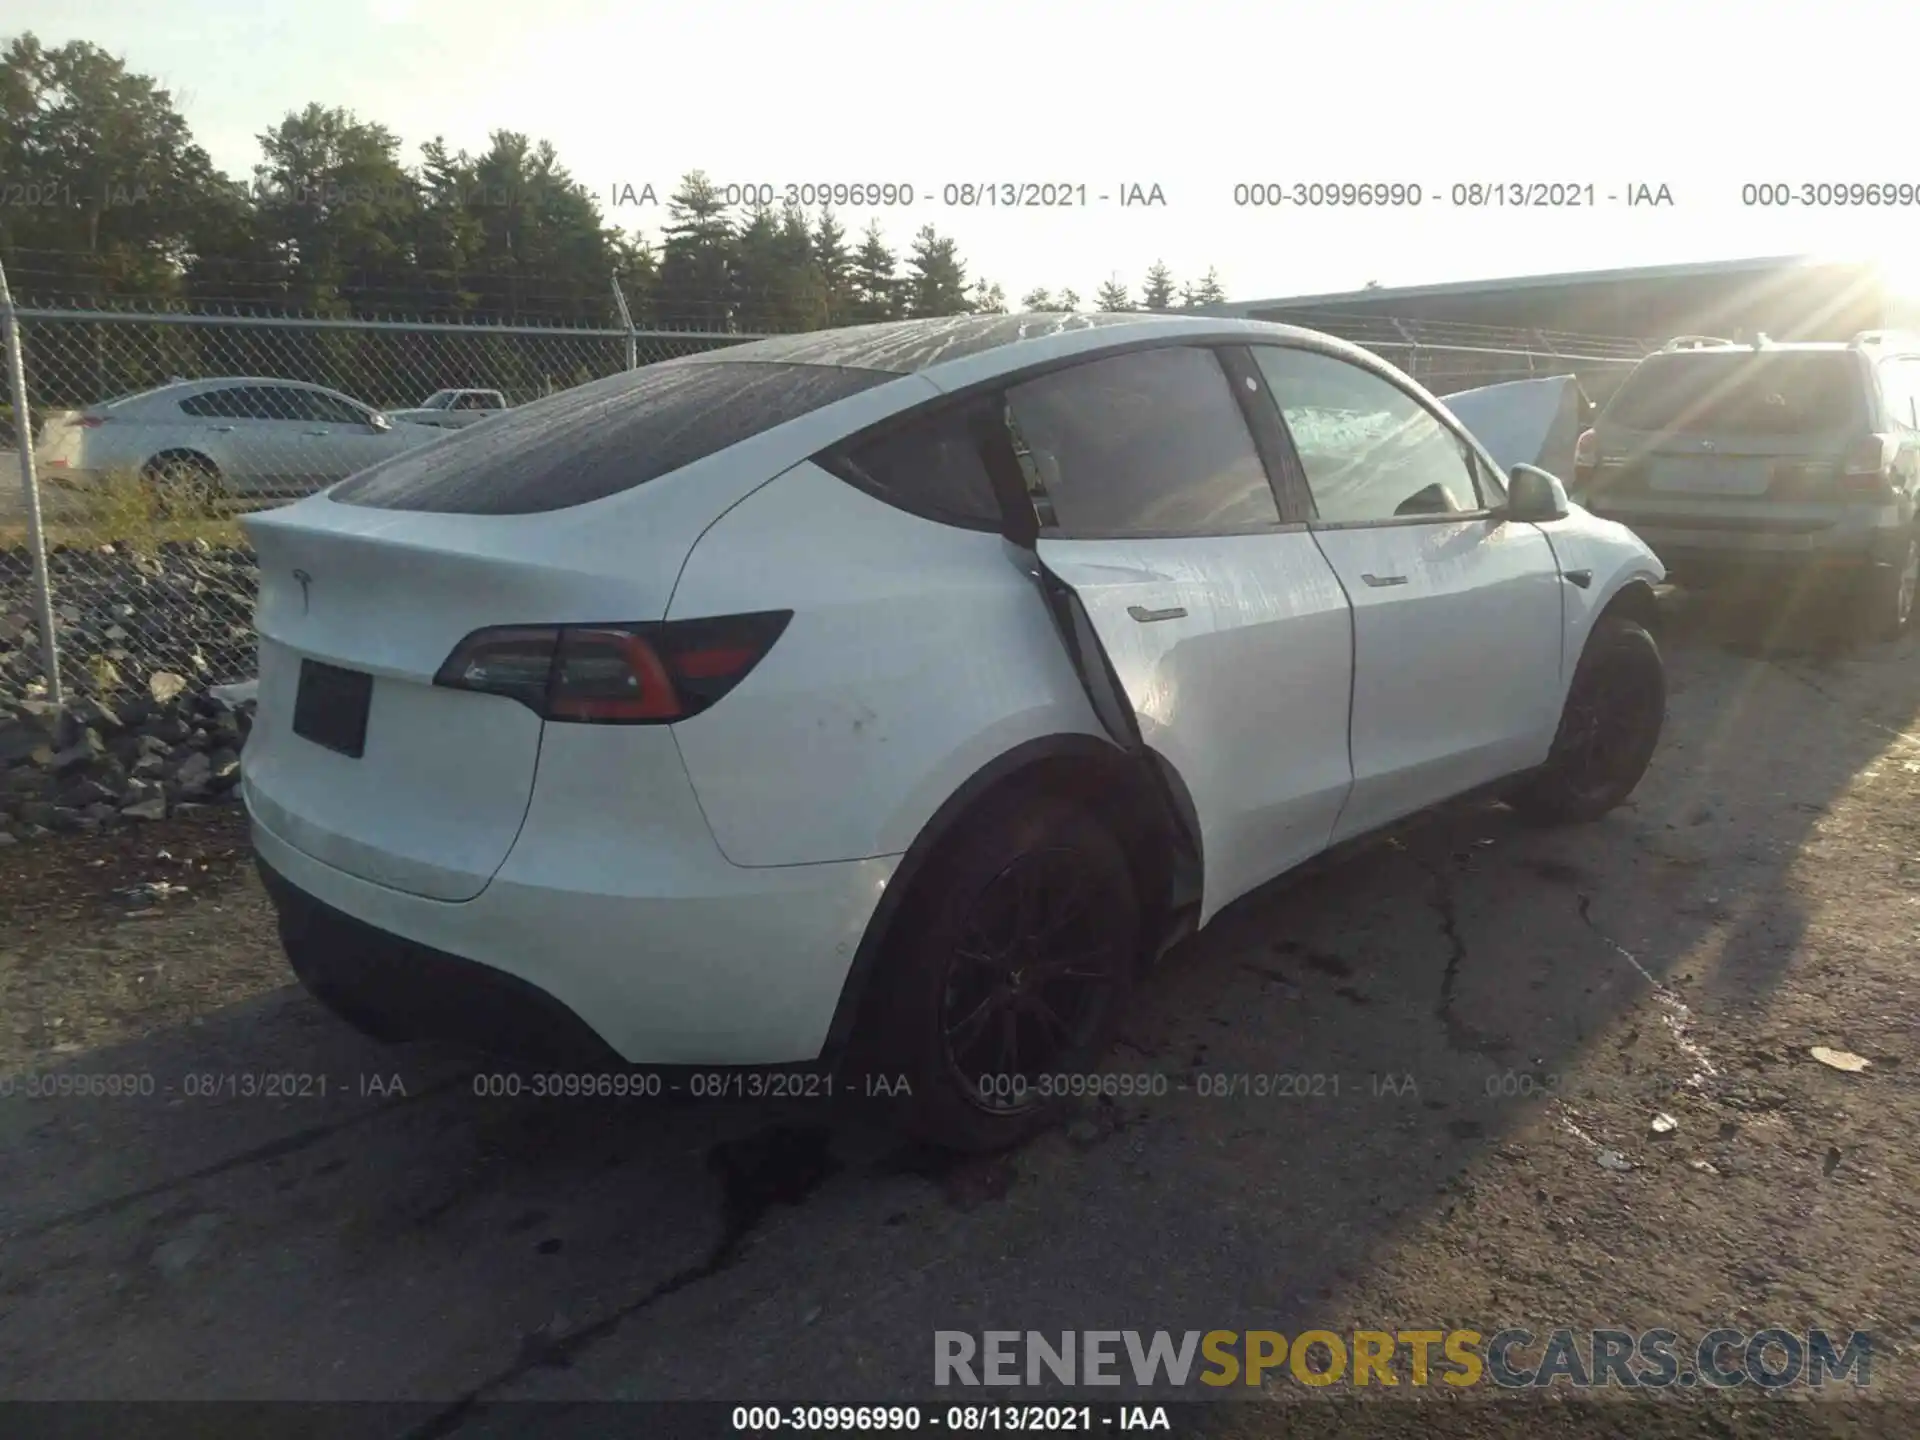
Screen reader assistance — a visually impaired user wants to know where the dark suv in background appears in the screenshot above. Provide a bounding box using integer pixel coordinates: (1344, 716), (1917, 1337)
(1573, 333), (1920, 640)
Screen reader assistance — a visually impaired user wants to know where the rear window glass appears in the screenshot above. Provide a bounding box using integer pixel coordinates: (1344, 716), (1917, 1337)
(826, 402), (1001, 528)
(329, 361), (892, 514)
(1604, 352), (1865, 435)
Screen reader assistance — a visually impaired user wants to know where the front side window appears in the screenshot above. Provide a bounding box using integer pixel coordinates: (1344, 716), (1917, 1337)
(297, 391), (374, 425)
(1002, 345), (1280, 537)
(1252, 346), (1482, 524)
(247, 386), (314, 421)
(179, 386), (263, 419)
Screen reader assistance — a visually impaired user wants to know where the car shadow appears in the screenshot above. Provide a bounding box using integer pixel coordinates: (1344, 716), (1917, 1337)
(0, 585), (1915, 1411)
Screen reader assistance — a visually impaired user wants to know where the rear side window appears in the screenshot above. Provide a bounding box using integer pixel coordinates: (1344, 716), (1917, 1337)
(1604, 352), (1866, 435)
(330, 361), (892, 514)
(824, 401), (1001, 528)
(180, 386), (268, 419)
(1004, 345), (1280, 536)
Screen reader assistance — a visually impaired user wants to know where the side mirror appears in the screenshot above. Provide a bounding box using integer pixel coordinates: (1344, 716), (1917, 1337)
(1506, 464), (1570, 523)
(368, 412), (393, 433)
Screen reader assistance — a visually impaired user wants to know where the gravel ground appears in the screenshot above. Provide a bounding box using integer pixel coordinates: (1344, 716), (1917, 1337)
(0, 589), (1917, 1435)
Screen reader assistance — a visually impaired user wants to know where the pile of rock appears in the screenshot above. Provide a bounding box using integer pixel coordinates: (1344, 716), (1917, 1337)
(0, 670), (255, 843)
(0, 540), (258, 701)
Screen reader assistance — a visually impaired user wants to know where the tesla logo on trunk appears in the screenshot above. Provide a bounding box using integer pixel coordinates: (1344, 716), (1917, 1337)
(293, 568), (312, 613)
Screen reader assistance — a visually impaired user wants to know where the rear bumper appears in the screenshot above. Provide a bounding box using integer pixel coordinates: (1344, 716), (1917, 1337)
(249, 800), (899, 1067)
(1591, 516), (1908, 586)
(259, 853), (627, 1067)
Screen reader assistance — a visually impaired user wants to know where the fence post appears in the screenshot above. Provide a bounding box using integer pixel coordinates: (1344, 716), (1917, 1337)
(0, 259), (63, 708)
(610, 276), (637, 371)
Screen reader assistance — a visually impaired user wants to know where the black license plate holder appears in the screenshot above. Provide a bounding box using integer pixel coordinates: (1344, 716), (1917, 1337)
(292, 660), (372, 758)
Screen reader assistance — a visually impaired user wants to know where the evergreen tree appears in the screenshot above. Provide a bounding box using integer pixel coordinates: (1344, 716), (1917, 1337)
(729, 202), (783, 331)
(904, 223), (969, 317)
(811, 208), (853, 324)
(774, 201), (821, 329)
(1094, 276), (1132, 312)
(654, 170), (734, 328)
(613, 231), (657, 326)
(1180, 266), (1227, 309)
(1140, 260), (1177, 311)
(847, 220), (899, 322)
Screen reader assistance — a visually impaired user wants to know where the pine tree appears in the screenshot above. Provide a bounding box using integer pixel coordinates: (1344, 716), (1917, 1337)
(1021, 287), (1058, 312)
(1094, 276), (1132, 312)
(847, 220), (899, 322)
(904, 223), (969, 317)
(773, 200), (820, 329)
(1056, 287), (1080, 313)
(811, 208), (852, 324)
(1140, 260), (1177, 312)
(654, 170), (734, 328)
(613, 232), (657, 326)
(1180, 266), (1227, 309)
(729, 203), (783, 331)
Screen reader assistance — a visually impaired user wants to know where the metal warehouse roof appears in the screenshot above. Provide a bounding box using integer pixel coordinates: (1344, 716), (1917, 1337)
(1197, 255), (1868, 317)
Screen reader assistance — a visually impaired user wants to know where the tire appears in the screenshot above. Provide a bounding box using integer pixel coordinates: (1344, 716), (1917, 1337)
(1507, 615), (1666, 826)
(857, 790), (1140, 1153)
(1856, 533), (1918, 642)
(140, 452), (223, 517)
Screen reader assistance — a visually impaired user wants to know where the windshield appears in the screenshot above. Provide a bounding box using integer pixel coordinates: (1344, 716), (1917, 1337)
(419, 391), (458, 409)
(1604, 351), (1865, 435)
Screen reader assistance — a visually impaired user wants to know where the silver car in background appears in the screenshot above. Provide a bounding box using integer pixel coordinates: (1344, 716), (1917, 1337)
(384, 388), (510, 430)
(34, 377), (447, 501)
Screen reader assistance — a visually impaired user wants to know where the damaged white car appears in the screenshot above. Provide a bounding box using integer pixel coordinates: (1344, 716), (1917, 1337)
(241, 314), (1667, 1151)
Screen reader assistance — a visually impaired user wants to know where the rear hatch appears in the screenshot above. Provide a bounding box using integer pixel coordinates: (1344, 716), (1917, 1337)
(1587, 349), (1873, 530)
(240, 358), (900, 900)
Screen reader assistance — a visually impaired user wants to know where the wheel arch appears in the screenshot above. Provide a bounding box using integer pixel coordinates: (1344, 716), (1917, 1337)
(1592, 574), (1662, 636)
(820, 733), (1197, 1060)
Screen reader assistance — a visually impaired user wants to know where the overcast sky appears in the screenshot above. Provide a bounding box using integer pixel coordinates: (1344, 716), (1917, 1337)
(15, 0), (1920, 304)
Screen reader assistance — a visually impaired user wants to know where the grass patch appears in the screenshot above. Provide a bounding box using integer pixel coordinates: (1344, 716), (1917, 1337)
(0, 467), (249, 553)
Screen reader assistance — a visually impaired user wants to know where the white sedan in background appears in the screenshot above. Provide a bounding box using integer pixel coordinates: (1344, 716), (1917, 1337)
(242, 313), (1667, 1152)
(35, 377), (446, 500)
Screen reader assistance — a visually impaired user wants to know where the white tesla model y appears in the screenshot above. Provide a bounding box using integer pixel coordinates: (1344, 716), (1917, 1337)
(242, 313), (1667, 1151)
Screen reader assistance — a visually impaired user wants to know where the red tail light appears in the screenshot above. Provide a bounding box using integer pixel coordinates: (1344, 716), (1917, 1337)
(434, 611), (791, 723)
(1840, 433), (1898, 497)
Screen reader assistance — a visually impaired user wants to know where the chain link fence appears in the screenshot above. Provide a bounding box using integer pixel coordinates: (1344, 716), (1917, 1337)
(0, 292), (1657, 708)
(0, 300), (763, 707)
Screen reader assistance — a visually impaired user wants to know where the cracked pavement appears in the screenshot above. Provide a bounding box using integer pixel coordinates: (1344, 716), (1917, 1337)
(3, 587), (1919, 1428)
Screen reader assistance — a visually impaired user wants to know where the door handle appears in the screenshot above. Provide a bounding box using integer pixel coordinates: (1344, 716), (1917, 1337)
(208, 425), (234, 433)
(302, 429), (330, 436)
(1127, 604), (1188, 623)
(1360, 573), (1408, 588)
